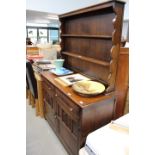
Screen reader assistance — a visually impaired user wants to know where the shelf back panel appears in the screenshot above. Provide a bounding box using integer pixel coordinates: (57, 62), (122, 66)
(63, 12), (115, 36)
(63, 38), (112, 62)
(64, 56), (110, 84)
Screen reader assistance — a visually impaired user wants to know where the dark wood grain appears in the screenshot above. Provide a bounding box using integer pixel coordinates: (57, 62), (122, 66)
(41, 72), (115, 155)
(61, 34), (112, 39)
(59, 0), (125, 18)
(63, 38), (112, 62)
(62, 52), (110, 66)
(114, 47), (129, 119)
(106, 2), (125, 92)
(41, 72), (114, 107)
(42, 1), (125, 155)
(62, 13), (115, 36)
(60, 3), (125, 92)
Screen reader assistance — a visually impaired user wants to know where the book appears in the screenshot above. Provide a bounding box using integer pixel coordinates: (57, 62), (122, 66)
(35, 59), (52, 64)
(32, 63), (55, 72)
(38, 64), (55, 70)
(55, 73), (90, 86)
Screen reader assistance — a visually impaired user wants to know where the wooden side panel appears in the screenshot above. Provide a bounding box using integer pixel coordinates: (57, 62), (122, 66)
(81, 97), (115, 137)
(114, 47), (129, 119)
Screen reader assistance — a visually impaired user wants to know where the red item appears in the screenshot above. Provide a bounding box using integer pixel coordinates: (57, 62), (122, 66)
(26, 54), (44, 61)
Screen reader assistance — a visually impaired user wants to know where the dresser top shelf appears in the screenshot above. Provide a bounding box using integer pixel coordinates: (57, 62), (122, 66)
(41, 71), (114, 108)
(59, 0), (125, 18)
(62, 52), (110, 66)
(61, 34), (112, 39)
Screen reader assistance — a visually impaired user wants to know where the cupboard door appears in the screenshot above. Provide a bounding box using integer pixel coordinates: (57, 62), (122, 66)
(57, 103), (79, 155)
(44, 101), (57, 132)
(43, 81), (57, 131)
(56, 89), (80, 121)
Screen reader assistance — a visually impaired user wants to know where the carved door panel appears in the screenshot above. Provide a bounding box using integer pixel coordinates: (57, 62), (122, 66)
(56, 101), (79, 155)
(43, 82), (57, 131)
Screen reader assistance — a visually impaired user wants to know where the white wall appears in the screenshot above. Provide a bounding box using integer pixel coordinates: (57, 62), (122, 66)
(27, 0), (129, 19)
(124, 0), (129, 20)
(26, 0), (100, 14)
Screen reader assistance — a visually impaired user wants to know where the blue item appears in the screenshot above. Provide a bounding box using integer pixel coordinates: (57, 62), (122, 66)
(49, 67), (73, 76)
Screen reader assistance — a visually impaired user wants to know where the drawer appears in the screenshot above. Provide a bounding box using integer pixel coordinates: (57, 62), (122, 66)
(43, 80), (54, 93)
(43, 85), (55, 109)
(43, 80), (55, 103)
(43, 82), (53, 92)
(56, 89), (80, 121)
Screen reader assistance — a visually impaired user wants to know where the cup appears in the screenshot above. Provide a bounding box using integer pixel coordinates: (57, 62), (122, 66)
(54, 59), (64, 71)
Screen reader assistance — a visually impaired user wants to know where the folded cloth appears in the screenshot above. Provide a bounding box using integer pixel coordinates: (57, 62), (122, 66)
(79, 147), (92, 155)
(85, 114), (129, 155)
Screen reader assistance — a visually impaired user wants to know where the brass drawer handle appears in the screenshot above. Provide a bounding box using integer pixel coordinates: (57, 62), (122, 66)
(69, 108), (73, 112)
(54, 114), (57, 119)
(43, 98), (47, 103)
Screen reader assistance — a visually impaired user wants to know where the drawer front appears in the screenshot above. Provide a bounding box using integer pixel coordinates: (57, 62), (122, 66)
(56, 89), (80, 121)
(43, 80), (55, 109)
(43, 79), (54, 95)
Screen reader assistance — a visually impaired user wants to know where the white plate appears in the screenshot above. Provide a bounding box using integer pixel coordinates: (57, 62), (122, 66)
(72, 80), (105, 96)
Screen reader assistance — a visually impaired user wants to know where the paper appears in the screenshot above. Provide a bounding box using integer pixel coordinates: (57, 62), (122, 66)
(57, 73), (90, 86)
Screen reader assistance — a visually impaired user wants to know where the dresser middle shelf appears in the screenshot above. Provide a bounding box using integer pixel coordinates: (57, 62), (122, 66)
(62, 51), (110, 66)
(61, 34), (112, 39)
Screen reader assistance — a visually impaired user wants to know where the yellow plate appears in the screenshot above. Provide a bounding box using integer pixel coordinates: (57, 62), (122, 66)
(72, 80), (105, 96)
